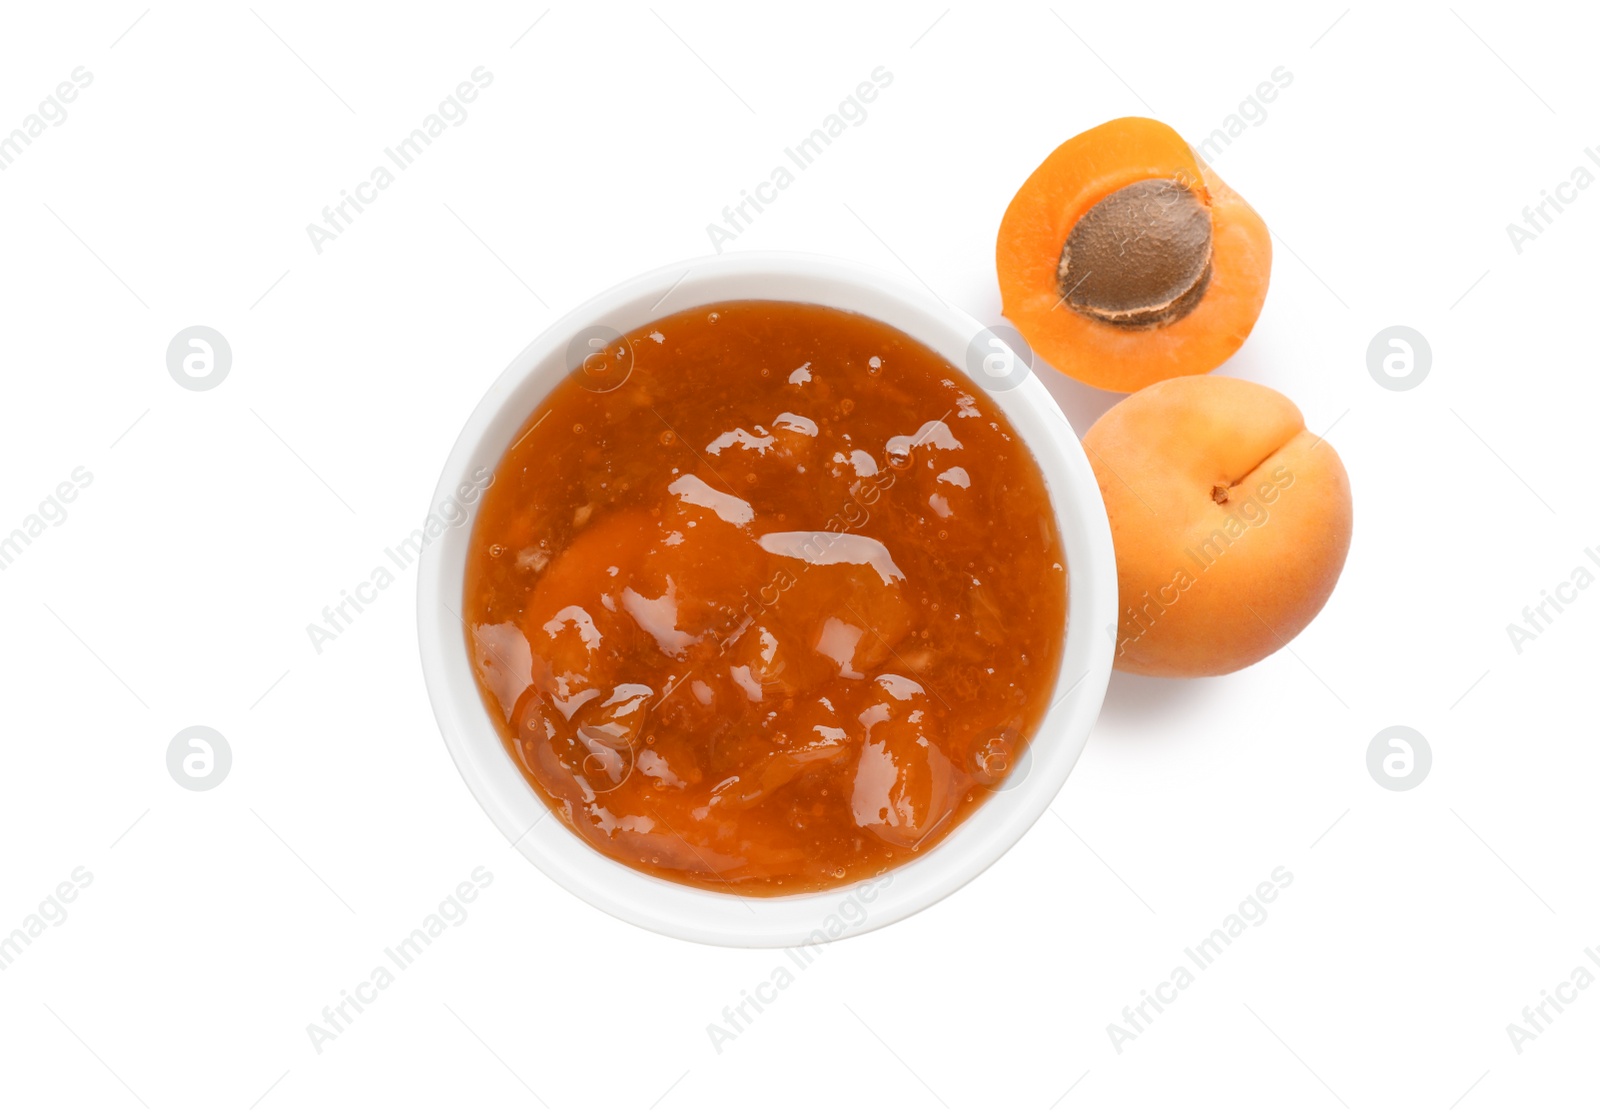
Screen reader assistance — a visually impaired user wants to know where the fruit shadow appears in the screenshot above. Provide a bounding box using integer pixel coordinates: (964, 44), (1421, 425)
(1094, 668), (1214, 732)
(1031, 331), (1270, 437)
(1037, 359), (1122, 436)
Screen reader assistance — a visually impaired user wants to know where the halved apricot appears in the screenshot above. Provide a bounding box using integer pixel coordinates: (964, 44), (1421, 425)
(997, 117), (1271, 392)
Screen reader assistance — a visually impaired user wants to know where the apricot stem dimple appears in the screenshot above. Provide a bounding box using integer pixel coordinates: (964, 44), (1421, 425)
(1057, 178), (1214, 330)
(1211, 485), (1229, 504)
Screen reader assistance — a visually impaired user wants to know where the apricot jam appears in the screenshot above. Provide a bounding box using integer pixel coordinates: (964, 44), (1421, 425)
(464, 301), (1066, 895)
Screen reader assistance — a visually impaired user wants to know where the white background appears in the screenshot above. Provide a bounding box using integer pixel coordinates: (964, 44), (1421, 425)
(1, 2), (1594, 1115)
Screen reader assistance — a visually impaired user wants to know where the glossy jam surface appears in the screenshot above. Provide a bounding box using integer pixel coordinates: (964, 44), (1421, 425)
(464, 301), (1066, 895)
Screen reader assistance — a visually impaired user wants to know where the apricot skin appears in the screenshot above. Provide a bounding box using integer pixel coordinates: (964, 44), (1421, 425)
(1082, 376), (1352, 677)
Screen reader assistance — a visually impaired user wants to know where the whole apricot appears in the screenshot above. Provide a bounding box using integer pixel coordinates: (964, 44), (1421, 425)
(1082, 376), (1352, 677)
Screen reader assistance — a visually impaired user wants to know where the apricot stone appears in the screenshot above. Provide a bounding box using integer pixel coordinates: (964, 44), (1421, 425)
(1082, 376), (1352, 677)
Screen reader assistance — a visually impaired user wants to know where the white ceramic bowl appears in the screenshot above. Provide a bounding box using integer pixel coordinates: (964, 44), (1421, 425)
(417, 251), (1116, 948)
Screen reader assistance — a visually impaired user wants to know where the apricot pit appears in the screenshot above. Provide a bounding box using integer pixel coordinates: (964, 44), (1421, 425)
(1058, 178), (1212, 329)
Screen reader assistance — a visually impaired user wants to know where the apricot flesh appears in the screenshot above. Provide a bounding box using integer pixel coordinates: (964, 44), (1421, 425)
(1082, 376), (1352, 677)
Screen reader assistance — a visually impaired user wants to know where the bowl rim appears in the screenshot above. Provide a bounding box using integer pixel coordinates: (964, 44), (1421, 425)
(416, 250), (1116, 948)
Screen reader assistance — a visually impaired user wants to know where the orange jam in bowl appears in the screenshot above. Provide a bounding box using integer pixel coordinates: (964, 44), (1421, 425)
(462, 299), (1068, 897)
